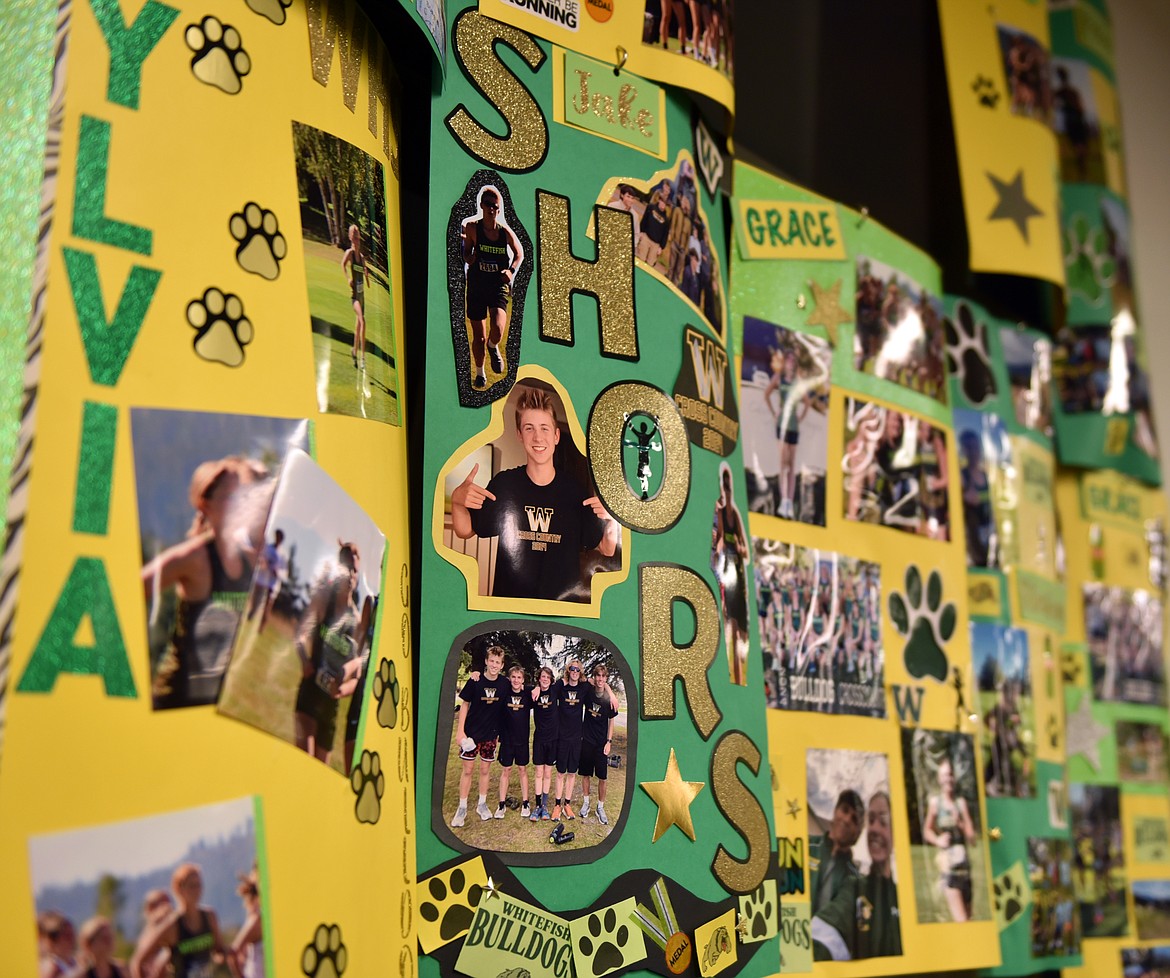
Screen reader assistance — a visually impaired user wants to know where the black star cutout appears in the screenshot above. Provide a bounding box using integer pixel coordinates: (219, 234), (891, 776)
(986, 169), (1043, 242)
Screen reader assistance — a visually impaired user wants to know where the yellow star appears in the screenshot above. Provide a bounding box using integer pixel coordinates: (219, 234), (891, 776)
(804, 278), (852, 347)
(641, 748), (704, 842)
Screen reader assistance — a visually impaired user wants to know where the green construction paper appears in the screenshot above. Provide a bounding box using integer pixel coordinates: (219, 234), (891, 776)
(416, 8), (777, 978)
(982, 762), (1082, 976)
(732, 162), (948, 426)
(1049, 0), (1115, 81)
(398, 0), (447, 77)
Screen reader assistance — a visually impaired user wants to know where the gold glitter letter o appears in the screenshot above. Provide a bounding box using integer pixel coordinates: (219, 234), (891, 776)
(711, 731), (770, 894)
(588, 382), (690, 533)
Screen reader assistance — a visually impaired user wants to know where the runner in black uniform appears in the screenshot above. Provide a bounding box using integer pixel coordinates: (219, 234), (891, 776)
(451, 646), (508, 827)
(714, 465), (750, 685)
(550, 659), (586, 820)
(130, 864), (228, 978)
(495, 664), (534, 819)
(462, 187), (523, 389)
(578, 664), (619, 825)
(342, 224), (370, 372)
(294, 542), (364, 767)
(529, 666), (560, 821)
(143, 456), (263, 710)
(75, 916), (128, 978)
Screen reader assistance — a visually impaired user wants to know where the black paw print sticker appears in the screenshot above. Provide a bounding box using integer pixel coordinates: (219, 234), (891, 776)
(738, 882), (776, 941)
(1047, 712), (1062, 750)
(889, 566), (955, 683)
(577, 907), (634, 977)
(419, 867), (483, 944)
(971, 74), (1000, 108)
(187, 287), (253, 367)
(944, 300), (997, 406)
(374, 658), (401, 729)
(351, 749), (384, 824)
(185, 16), (251, 94)
(230, 203), (286, 280)
(302, 923), (347, 978)
(992, 866), (1027, 929)
(1061, 649), (1085, 687)
(245, 0), (292, 25)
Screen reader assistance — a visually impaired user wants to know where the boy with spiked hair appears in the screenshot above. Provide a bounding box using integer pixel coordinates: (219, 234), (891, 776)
(451, 645), (508, 827)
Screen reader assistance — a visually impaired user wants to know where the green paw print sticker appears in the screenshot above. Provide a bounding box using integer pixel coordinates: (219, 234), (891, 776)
(373, 658), (401, 729)
(1063, 212), (1116, 306)
(889, 566), (955, 682)
(302, 923), (347, 978)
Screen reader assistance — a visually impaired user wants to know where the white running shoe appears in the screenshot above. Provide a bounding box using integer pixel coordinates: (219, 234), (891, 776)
(580, 800), (591, 819)
(494, 804), (506, 820)
(476, 802), (493, 821)
(451, 807), (467, 828)
(597, 804), (608, 825)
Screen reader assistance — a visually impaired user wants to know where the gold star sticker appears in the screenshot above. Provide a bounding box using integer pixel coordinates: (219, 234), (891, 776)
(641, 748), (704, 842)
(785, 798), (802, 819)
(483, 876), (501, 900)
(736, 914), (750, 940)
(804, 278), (852, 347)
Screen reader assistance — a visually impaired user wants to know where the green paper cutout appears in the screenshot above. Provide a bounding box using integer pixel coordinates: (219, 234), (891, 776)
(17, 556), (136, 696)
(72, 401), (118, 535)
(88, 0), (179, 110)
(72, 116), (153, 255)
(63, 246), (160, 386)
(889, 566), (954, 682)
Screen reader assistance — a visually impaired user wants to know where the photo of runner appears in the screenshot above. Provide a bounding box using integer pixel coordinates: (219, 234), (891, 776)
(292, 121), (400, 424)
(842, 398), (951, 539)
(712, 462), (750, 686)
(754, 539), (884, 717)
(217, 450), (385, 775)
(740, 317), (830, 523)
(854, 257), (946, 403)
(972, 623), (1035, 798)
(953, 408), (1007, 569)
(1116, 721), (1169, 784)
(131, 410), (309, 711)
(901, 728), (990, 923)
(437, 628), (631, 856)
(807, 749), (902, 961)
(1133, 881), (1170, 941)
(1084, 583), (1166, 706)
(443, 379), (620, 603)
(28, 798), (265, 978)
(1051, 58), (1103, 184)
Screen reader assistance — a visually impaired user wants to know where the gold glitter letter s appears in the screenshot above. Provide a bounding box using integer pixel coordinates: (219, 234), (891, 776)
(639, 564), (722, 738)
(537, 192), (638, 360)
(445, 11), (548, 172)
(710, 732), (770, 894)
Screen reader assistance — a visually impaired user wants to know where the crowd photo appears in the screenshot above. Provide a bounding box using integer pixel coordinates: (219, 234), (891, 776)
(754, 540), (884, 718)
(440, 629), (630, 853)
(641, 0), (734, 79)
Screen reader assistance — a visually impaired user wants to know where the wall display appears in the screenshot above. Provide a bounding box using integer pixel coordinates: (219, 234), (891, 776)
(416, 6), (778, 978)
(0, 2), (415, 977)
(1059, 466), (1170, 978)
(937, 0), (1064, 285)
(733, 161), (999, 976)
(399, 0), (449, 68)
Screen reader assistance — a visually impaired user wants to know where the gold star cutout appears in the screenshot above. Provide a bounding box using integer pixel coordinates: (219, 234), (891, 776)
(736, 914), (750, 940)
(785, 798), (802, 819)
(804, 278), (852, 347)
(1066, 691), (1108, 770)
(641, 748), (704, 842)
(483, 876), (501, 900)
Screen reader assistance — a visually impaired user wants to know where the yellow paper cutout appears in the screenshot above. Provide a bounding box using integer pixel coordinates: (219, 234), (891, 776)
(417, 857), (488, 953)
(695, 908), (738, 976)
(938, 0), (1063, 283)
